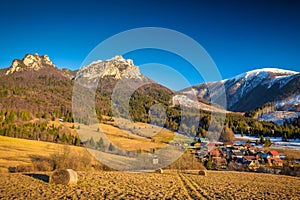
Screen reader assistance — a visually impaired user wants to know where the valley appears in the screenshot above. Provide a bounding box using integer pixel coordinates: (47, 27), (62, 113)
(0, 53), (299, 199)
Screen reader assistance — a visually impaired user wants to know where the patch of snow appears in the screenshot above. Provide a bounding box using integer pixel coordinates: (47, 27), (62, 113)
(235, 134), (300, 151)
(172, 94), (227, 113)
(268, 74), (296, 89)
(258, 111), (300, 125)
(276, 94), (300, 109)
(232, 68), (298, 83)
(245, 68), (298, 75)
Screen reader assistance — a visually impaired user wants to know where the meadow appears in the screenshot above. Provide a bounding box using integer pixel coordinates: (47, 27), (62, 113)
(1, 131), (300, 199)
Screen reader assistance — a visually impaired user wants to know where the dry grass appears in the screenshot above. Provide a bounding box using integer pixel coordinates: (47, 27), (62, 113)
(78, 121), (188, 152)
(0, 135), (300, 199)
(0, 136), (96, 172)
(99, 123), (165, 151)
(0, 171), (299, 199)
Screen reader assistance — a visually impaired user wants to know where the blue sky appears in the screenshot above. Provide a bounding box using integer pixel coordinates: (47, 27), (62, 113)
(0, 0), (300, 90)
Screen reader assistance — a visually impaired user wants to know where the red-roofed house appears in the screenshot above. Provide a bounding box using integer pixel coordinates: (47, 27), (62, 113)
(273, 158), (283, 167)
(243, 156), (256, 162)
(207, 143), (216, 149)
(268, 158), (283, 167)
(268, 150), (280, 159)
(210, 149), (221, 157)
(224, 142), (233, 148)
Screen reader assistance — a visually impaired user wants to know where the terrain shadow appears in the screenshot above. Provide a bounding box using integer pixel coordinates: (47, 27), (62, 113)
(24, 173), (50, 183)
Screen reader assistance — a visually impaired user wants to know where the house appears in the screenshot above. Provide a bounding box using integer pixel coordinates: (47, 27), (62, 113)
(199, 137), (208, 143)
(210, 149), (222, 157)
(231, 150), (244, 159)
(189, 142), (201, 154)
(215, 142), (224, 147)
(243, 143), (251, 149)
(272, 158), (283, 167)
(248, 146), (256, 155)
(224, 142), (233, 148)
(212, 157), (227, 169)
(240, 156), (260, 171)
(196, 150), (208, 160)
(207, 143), (216, 150)
(268, 150), (280, 159)
(258, 151), (268, 159)
(243, 156), (256, 163)
(268, 158), (283, 167)
(247, 160), (260, 171)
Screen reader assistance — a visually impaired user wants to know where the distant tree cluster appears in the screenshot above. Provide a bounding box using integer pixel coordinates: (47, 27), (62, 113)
(0, 110), (81, 146)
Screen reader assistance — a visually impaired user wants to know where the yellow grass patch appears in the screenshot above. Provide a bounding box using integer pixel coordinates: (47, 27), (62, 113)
(99, 123), (165, 151)
(0, 136), (85, 172)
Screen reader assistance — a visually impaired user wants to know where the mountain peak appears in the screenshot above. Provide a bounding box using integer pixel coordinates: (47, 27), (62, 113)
(182, 67), (299, 113)
(76, 56), (143, 81)
(6, 53), (56, 75)
(233, 68), (298, 82)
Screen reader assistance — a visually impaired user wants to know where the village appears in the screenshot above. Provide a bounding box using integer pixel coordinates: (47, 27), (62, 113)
(188, 138), (300, 175)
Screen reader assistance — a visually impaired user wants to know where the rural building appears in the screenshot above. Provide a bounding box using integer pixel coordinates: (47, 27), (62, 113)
(210, 149), (222, 158)
(268, 150), (280, 159)
(212, 157), (227, 169)
(268, 158), (283, 167)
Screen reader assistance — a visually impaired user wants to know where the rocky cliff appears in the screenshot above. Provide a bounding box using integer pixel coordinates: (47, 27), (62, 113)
(5, 53), (55, 75)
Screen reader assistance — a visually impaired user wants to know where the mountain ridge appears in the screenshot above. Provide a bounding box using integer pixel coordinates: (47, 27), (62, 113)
(0, 53), (299, 145)
(2, 53), (299, 124)
(182, 68), (299, 112)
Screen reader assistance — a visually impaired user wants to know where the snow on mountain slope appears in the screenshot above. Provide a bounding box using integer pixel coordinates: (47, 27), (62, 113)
(258, 111), (300, 125)
(276, 94), (300, 111)
(182, 68), (299, 112)
(172, 94), (229, 113)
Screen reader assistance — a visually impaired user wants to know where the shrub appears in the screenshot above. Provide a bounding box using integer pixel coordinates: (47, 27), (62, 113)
(8, 164), (34, 173)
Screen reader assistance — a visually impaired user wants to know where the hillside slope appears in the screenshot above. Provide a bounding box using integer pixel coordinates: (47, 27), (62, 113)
(183, 68), (299, 112)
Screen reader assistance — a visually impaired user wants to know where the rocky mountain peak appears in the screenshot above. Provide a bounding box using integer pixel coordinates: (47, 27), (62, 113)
(6, 53), (56, 75)
(76, 56), (143, 81)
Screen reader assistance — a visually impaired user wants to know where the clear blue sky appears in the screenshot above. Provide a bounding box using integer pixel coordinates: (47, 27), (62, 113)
(0, 0), (300, 90)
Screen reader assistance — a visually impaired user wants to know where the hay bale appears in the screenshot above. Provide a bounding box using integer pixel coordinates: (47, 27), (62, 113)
(198, 170), (207, 176)
(50, 169), (78, 185)
(156, 168), (164, 174)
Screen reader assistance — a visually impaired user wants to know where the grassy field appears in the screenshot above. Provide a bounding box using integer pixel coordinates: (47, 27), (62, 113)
(0, 170), (299, 199)
(99, 123), (165, 151)
(0, 135), (300, 199)
(0, 120), (188, 173)
(0, 135), (90, 173)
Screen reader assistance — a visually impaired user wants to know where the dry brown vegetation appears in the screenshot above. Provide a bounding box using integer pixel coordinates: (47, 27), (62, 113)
(0, 135), (105, 173)
(1, 133), (300, 199)
(0, 170), (299, 199)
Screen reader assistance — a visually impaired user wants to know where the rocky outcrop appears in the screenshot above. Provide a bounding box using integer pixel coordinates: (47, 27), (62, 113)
(6, 53), (56, 75)
(75, 56), (143, 81)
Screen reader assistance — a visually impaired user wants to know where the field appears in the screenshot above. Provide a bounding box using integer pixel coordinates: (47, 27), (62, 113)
(1, 134), (300, 199)
(0, 170), (300, 199)
(78, 120), (188, 152)
(0, 135), (93, 173)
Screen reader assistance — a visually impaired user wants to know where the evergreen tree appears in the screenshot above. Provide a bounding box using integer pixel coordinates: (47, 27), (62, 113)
(108, 143), (115, 152)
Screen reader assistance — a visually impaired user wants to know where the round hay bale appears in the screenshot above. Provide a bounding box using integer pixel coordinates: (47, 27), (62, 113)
(156, 168), (164, 174)
(50, 169), (78, 185)
(198, 170), (207, 176)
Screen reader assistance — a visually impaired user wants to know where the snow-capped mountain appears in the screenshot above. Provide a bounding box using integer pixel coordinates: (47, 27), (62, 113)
(182, 68), (300, 112)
